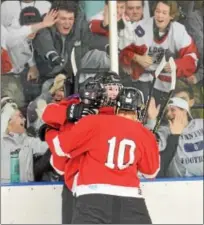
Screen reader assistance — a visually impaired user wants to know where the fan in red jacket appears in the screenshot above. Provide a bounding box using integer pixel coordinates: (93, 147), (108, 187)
(45, 87), (160, 224)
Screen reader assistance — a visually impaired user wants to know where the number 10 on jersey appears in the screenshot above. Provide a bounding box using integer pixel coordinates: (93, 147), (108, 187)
(105, 137), (136, 170)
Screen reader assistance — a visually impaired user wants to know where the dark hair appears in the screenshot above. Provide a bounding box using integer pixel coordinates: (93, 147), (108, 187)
(126, 0), (145, 7)
(105, 0), (126, 5)
(51, 1), (77, 16)
(174, 83), (194, 100)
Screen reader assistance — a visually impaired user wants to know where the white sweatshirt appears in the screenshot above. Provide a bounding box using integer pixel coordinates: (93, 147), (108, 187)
(6, 25), (36, 73)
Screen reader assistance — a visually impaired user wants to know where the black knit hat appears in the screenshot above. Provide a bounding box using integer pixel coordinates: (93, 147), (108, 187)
(19, 6), (42, 26)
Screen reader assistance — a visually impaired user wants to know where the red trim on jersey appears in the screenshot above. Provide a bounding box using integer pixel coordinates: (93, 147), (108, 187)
(1, 48), (12, 74)
(154, 33), (168, 44)
(119, 44), (148, 66)
(175, 38), (199, 78)
(119, 44), (147, 80)
(119, 31), (198, 80)
(158, 74), (171, 83)
(89, 20), (109, 36)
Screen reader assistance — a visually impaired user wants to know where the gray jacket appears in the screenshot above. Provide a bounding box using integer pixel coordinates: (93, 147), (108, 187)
(33, 10), (100, 79)
(1, 132), (48, 183)
(146, 119), (204, 177)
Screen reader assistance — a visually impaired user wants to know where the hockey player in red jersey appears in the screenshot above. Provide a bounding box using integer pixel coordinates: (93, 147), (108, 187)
(40, 71), (123, 223)
(42, 72), (123, 182)
(45, 87), (160, 224)
(42, 72), (123, 178)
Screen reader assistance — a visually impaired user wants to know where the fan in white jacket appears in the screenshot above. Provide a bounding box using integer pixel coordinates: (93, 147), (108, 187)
(5, 8), (58, 79)
(1, 0), (51, 29)
(119, 1), (199, 92)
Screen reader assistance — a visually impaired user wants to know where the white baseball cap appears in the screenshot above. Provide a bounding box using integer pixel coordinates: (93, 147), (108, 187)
(168, 97), (193, 118)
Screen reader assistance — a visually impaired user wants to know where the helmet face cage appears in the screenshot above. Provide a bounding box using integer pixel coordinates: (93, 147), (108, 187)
(117, 87), (145, 119)
(101, 73), (123, 106)
(79, 80), (104, 107)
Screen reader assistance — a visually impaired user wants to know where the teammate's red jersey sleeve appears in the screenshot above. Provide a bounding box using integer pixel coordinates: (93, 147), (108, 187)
(42, 98), (80, 128)
(137, 128), (160, 179)
(46, 116), (97, 158)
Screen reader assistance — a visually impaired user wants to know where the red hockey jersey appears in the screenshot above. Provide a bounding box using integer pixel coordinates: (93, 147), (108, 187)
(46, 115), (160, 198)
(43, 99), (115, 191)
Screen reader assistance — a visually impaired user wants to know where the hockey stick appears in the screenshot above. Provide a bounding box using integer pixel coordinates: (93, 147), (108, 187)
(141, 54), (168, 123)
(152, 57), (176, 133)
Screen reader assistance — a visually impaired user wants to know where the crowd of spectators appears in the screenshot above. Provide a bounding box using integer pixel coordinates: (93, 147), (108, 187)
(1, 0), (203, 183)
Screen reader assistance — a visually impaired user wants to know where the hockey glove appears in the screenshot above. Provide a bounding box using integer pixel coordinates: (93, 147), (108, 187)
(38, 124), (54, 142)
(66, 103), (98, 123)
(48, 52), (64, 67)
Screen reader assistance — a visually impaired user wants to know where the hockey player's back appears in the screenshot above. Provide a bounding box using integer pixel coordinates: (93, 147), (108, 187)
(54, 113), (159, 198)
